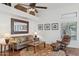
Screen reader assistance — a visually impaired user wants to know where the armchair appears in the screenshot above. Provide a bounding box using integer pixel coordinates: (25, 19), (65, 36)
(51, 35), (71, 55)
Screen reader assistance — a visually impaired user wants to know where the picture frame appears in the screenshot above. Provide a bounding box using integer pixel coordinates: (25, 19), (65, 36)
(11, 18), (29, 34)
(38, 24), (43, 30)
(44, 24), (50, 30)
(51, 23), (58, 30)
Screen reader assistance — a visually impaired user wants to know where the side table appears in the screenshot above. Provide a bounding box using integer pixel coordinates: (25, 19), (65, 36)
(27, 41), (46, 53)
(0, 42), (16, 56)
(0, 43), (11, 56)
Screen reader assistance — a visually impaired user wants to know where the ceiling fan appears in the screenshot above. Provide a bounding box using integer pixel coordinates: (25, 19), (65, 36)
(14, 3), (47, 16)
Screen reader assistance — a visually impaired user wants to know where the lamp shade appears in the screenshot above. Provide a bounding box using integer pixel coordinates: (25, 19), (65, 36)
(4, 33), (11, 38)
(37, 35), (39, 38)
(34, 32), (37, 35)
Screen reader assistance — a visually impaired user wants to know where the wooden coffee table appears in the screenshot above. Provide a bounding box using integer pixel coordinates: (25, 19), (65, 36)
(27, 41), (46, 53)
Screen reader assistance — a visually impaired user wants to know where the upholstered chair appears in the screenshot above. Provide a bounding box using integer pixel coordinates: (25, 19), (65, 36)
(51, 35), (71, 56)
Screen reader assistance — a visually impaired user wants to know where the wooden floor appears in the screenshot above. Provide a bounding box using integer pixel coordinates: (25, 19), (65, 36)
(0, 44), (79, 56)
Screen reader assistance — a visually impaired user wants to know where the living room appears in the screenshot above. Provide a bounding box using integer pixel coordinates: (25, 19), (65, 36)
(0, 3), (79, 56)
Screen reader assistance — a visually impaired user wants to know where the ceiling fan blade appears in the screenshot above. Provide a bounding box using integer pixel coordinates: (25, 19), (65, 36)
(18, 4), (30, 8)
(14, 4), (27, 12)
(35, 6), (47, 9)
(29, 3), (36, 7)
(18, 3), (36, 8)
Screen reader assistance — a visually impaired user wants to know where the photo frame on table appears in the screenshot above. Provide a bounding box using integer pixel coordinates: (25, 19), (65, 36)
(11, 18), (29, 34)
(51, 23), (58, 30)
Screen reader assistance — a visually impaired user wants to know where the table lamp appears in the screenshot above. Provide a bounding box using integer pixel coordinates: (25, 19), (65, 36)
(4, 33), (11, 44)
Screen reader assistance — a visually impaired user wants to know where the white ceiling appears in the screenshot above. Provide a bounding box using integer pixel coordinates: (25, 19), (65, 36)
(36, 3), (79, 10)
(12, 3), (79, 10)
(11, 3), (79, 18)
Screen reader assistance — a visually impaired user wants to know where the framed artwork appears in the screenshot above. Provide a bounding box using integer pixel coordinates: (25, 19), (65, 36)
(44, 24), (50, 30)
(51, 23), (58, 30)
(38, 24), (43, 30)
(11, 18), (29, 34)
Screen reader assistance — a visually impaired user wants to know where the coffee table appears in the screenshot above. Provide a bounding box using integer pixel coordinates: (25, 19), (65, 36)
(27, 41), (46, 53)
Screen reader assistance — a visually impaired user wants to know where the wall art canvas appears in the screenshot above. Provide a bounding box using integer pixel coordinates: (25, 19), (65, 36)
(11, 18), (29, 34)
(51, 23), (58, 30)
(44, 24), (50, 30)
(38, 24), (43, 30)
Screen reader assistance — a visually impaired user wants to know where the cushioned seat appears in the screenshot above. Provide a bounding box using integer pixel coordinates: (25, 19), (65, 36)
(51, 35), (71, 56)
(11, 35), (34, 50)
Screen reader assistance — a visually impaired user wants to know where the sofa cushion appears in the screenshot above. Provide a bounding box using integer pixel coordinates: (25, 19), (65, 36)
(15, 37), (21, 43)
(19, 37), (26, 43)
